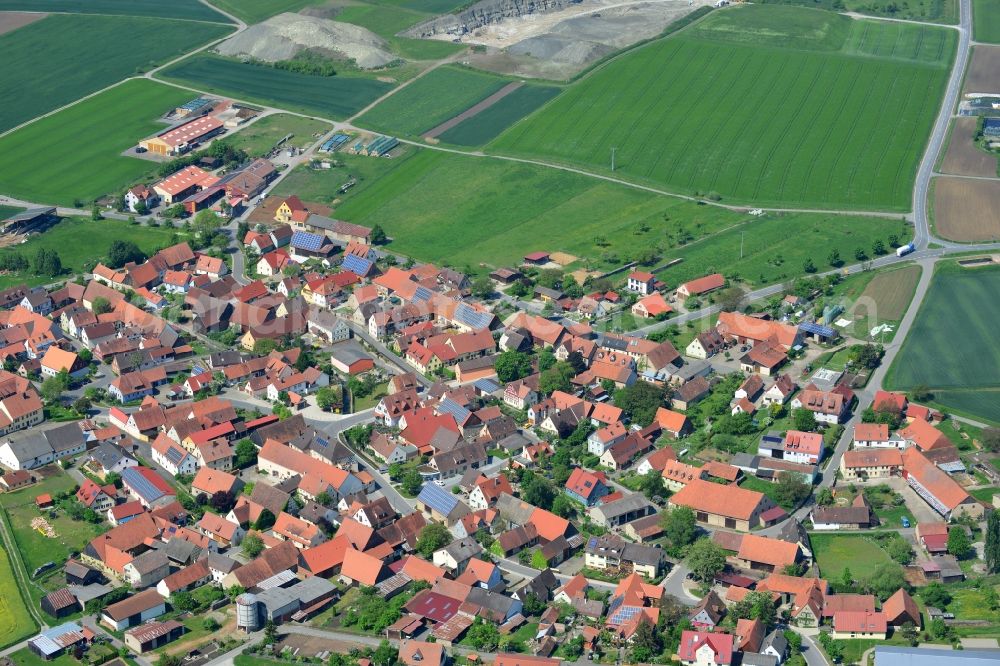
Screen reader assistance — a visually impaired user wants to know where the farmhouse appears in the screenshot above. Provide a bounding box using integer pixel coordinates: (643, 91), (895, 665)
(669, 478), (776, 532)
(840, 448), (903, 480)
(626, 271), (656, 295)
(716, 312), (801, 350)
(677, 273), (725, 298)
(632, 292), (672, 318)
(153, 166), (219, 205)
(140, 115), (224, 156)
(791, 389), (849, 424)
(758, 430), (822, 465)
(902, 447), (983, 520)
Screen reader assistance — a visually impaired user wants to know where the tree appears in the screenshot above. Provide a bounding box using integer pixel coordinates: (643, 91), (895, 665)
(73, 397), (91, 414)
(982, 427), (1000, 454)
(639, 468), (668, 500)
(531, 549), (548, 569)
(40, 375), (68, 403)
(521, 473), (555, 511)
(828, 249), (842, 267)
(91, 296), (112, 315)
(401, 469), (423, 496)
(613, 381), (666, 426)
(134, 199), (148, 215)
(629, 617), (662, 663)
(241, 533), (264, 558)
(841, 567), (853, 588)
(170, 591), (197, 612)
(254, 508), (276, 531)
(551, 494), (575, 518)
(210, 491), (234, 513)
(909, 384), (933, 402)
(986, 511), (1000, 573)
(816, 487), (834, 506)
(662, 506), (697, 554)
(203, 617), (220, 631)
(508, 279), (530, 299)
(471, 275), (494, 299)
(921, 582), (951, 609)
(253, 338), (278, 356)
(538, 348), (556, 372)
(417, 523), (451, 557)
(234, 439), (257, 468)
(899, 621), (918, 646)
(872, 239), (886, 256)
(315, 491), (332, 507)
(864, 563), (906, 600)
(539, 362), (574, 395)
(686, 537), (726, 582)
(316, 386), (340, 411)
(33, 248), (62, 276)
(717, 285), (746, 312)
(848, 343), (884, 370)
(792, 408), (817, 432)
(494, 350), (533, 383)
(886, 537), (913, 564)
(947, 526), (971, 558)
(107, 240), (146, 268)
(731, 590), (777, 627)
(803, 258), (817, 273)
(91, 205), (103, 221)
(467, 618), (500, 651)
(370, 224), (387, 244)
(263, 619), (278, 645)
(772, 473), (811, 510)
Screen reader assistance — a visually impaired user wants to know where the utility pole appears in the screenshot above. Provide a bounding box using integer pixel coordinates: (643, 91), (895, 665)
(611, 147), (617, 172)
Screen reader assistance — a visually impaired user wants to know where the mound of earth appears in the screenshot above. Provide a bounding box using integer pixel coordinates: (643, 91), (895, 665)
(216, 12), (396, 69)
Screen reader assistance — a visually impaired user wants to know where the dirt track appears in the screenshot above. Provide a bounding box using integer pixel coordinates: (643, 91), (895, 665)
(941, 117), (998, 177)
(0, 11), (46, 36)
(934, 176), (1000, 242)
(963, 45), (1000, 93)
(423, 82), (522, 139)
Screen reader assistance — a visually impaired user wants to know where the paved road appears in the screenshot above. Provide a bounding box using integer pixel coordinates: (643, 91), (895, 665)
(911, 0), (972, 248)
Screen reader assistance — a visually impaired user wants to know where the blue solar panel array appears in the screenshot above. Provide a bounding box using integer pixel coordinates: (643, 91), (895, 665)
(473, 378), (501, 394)
(437, 397), (470, 424)
(453, 303), (493, 329)
(799, 321), (837, 338)
(291, 230), (326, 252)
(417, 482), (459, 515)
(165, 447), (185, 465)
(412, 285), (433, 303)
(342, 253), (374, 277)
(123, 467), (169, 502)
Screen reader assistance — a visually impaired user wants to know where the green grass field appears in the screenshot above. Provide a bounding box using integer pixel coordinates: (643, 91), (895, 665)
(159, 54), (393, 121)
(219, 114), (332, 156)
(357, 66), (511, 136)
(758, 0), (957, 23)
(437, 84), (562, 146)
(276, 147), (902, 280)
(0, 80), (192, 206)
(974, 0), (1000, 43)
(493, 5), (955, 210)
(0, 217), (188, 289)
(0, 0), (230, 21)
(335, 3), (465, 60)
(0, 206), (21, 221)
(205, 0), (323, 23)
(811, 533), (899, 579)
(0, 546), (36, 650)
(0, 15), (230, 133)
(885, 262), (1000, 423)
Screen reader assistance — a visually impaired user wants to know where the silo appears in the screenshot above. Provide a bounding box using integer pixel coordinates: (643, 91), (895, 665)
(236, 593), (260, 632)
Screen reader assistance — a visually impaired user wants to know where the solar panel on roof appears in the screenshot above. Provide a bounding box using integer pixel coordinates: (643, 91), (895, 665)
(437, 398), (470, 423)
(123, 468), (169, 502)
(454, 303), (492, 329)
(342, 253), (373, 276)
(412, 286), (432, 303)
(166, 447), (185, 465)
(291, 231), (325, 251)
(473, 378), (501, 394)
(799, 321), (836, 337)
(417, 483), (459, 515)
(610, 605), (640, 625)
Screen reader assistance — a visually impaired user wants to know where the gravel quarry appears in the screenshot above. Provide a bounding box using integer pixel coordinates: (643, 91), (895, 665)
(216, 12), (397, 69)
(407, 0), (710, 79)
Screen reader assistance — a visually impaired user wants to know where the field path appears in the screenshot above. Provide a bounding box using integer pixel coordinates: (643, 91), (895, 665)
(423, 81), (523, 139)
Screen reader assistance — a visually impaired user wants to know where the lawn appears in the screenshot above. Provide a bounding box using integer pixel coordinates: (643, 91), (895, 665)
(281, 147), (905, 280)
(158, 54), (393, 121)
(437, 84), (563, 147)
(969, 486), (1000, 503)
(0, 79), (193, 206)
(974, 0), (1000, 43)
(0, 546), (36, 649)
(205, 0), (324, 23)
(758, 0), (957, 23)
(885, 262), (1000, 423)
(5, 497), (105, 576)
(810, 533), (899, 579)
(334, 3), (465, 60)
(0, 14), (231, 133)
(8, 647), (78, 666)
(219, 114), (332, 156)
(0, 0), (231, 21)
(357, 65), (511, 136)
(0, 217), (187, 289)
(492, 5), (955, 210)
(950, 585), (1000, 622)
(0, 206), (21, 220)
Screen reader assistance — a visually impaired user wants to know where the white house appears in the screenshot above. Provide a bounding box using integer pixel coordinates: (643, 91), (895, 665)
(587, 421), (627, 456)
(151, 435), (198, 477)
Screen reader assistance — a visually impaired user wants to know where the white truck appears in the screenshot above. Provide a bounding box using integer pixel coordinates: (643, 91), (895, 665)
(896, 242), (915, 257)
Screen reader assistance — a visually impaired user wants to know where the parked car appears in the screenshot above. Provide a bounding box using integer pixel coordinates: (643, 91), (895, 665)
(901, 516), (911, 528)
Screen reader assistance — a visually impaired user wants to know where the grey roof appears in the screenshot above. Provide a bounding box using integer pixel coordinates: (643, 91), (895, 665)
(90, 443), (135, 470)
(873, 647), (1000, 666)
(731, 453), (759, 471)
(128, 550), (170, 576)
(495, 492), (537, 526)
(160, 537), (201, 564)
(206, 553), (240, 575)
(3, 432), (50, 462)
(330, 340), (372, 365)
(593, 493), (655, 521)
(8, 207), (56, 224)
(761, 630), (788, 656)
(256, 575), (335, 616)
(431, 441), (487, 475)
(672, 359), (712, 382)
(522, 568), (559, 600)
(622, 543), (663, 567)
(465, 586), (517, 618)
(497, 432), (531, 452)
(441, 537), (482, 562)
(740, 654), (779, 666)
(250, 482), (290, 515)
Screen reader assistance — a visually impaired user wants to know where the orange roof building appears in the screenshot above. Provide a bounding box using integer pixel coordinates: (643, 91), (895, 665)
(735, 534), (799, 572)
(669, 478), (775, 532)
(901, 447), (983, 520)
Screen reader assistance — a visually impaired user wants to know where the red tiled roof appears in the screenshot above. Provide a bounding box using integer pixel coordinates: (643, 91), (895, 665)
(670, 478), (767, 521)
